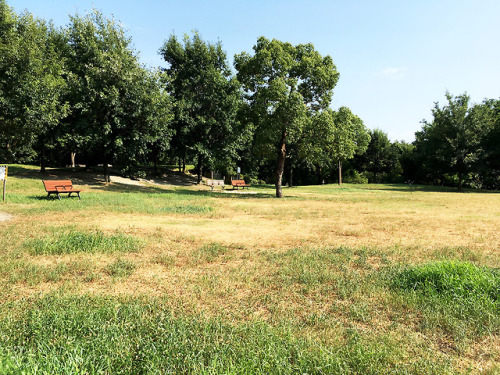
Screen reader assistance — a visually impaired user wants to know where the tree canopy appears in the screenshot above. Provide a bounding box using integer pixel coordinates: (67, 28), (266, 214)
(235, 37), (339, 197)
(160, 33), (247, 183)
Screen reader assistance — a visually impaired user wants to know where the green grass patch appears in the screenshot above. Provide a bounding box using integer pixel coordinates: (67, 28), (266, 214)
(160, 204), (213, 214)
(105, 258), (136, 278)
(189, 242), (230, 264)
(0, 295), (451, 374)
(267, 247), (380, 298)
(25, 230), (142, 255)
(6, 259), (99, 286)
(391, 261), (500, 342)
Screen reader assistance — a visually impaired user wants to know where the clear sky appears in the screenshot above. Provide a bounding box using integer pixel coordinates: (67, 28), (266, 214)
(9, 0), (500, 142)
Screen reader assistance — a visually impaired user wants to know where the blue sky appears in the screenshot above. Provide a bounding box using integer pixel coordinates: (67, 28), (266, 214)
(10, 0), (500, 142)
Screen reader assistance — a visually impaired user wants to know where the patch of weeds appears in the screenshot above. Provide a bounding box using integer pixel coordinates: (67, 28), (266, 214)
(0, 294), (453, 374)
(337, 269), (363, 299)
(354, 248), (372, 270)
(349, 302), (371, 323)
(7, 259), (99, 285)
(152, 254), (176, 267)
(161, 204), (212, 214)
(189, 242), (229, 264)
(105, 259), (136, 278)
(26, 230), (142, 255)
(432, 246), (481, 263)
(267, 247), (382, 298)
(391, 261), (500, 343)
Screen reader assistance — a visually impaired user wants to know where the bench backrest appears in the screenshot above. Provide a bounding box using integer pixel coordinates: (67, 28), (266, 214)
(207, 179), (224, 186)
(231, 180), (247, 186)
(43, 180), (74, 191)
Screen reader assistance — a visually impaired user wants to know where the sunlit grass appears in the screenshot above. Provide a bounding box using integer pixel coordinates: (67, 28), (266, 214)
(25, 230), (142, 255)
(0, 165), (499, 373)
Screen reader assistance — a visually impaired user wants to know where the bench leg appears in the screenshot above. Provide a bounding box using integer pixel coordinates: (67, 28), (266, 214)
(57, 193), (61, 201)
(77, 192), (81, 200)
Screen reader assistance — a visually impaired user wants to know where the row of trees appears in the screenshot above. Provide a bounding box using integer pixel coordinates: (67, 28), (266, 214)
(1, 2), (499, 193)
(1, 2), (372, 197)
(341, 94), (499, 191)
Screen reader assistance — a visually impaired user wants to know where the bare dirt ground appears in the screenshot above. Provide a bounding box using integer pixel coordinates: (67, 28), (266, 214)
(0, 212), (12, 222)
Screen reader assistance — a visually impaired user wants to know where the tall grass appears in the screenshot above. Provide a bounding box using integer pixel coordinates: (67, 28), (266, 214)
(25, 230), (142, 255)
(391, 261), (500, 342)
(0, 295), (451, 374)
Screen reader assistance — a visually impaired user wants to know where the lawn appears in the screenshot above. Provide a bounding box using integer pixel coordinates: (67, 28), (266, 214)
(0, 165), (498, 374)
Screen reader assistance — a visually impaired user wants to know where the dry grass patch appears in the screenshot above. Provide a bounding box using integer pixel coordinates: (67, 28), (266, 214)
(1, 173), (499, 373)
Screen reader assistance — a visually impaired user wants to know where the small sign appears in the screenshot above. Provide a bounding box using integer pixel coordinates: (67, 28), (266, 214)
(1, 165), (7, 202)
(237, 167), (241, 174)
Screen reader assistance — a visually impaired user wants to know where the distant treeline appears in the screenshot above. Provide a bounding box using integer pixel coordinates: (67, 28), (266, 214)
(1, 1), (499, 193)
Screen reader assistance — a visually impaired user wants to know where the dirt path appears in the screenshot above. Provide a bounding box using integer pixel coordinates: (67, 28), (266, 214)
(0, 212), (12, 222)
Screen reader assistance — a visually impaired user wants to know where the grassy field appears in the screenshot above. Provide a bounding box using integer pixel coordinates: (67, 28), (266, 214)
(0, 165), (498, 374)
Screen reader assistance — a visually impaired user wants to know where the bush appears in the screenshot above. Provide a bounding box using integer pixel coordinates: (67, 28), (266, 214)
(343, 171), (368, 184)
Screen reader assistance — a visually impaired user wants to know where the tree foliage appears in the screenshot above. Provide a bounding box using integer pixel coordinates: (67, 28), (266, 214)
(414, 93), (487, 190)
(0, 1), (68, 167)
(64, 11), (172, 181)
(160, 32), (246, 182)
(235, 37), (339, 197)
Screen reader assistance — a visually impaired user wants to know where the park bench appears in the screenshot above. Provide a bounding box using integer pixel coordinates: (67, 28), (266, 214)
(43, 180), (82, 200)
(206, 179), (225, 191)
(231, 179), (250, 190)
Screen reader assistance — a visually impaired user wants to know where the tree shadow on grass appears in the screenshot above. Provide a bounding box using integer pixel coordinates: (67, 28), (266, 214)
(372, 184), (499, 194)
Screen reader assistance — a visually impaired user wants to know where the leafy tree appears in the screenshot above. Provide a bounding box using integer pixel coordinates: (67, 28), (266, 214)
(354, 129), (393, 183)
(160, 32), (246, 183)
(0, 1), (68, 169)
(476, 98), (500, 189)
(391, 140), (416, 183)
(64, 11), (171, 181)
(299, 108), (369, 185)
(235, 37), (339, 197)
(415, 93), (486, 191)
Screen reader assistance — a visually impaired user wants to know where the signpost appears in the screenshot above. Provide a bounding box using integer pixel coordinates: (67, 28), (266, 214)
(0, 165), (7, 202)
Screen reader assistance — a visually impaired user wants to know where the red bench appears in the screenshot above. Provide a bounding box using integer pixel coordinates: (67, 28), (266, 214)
(43, 180), (82, 200)
(231, 179), (250, 190)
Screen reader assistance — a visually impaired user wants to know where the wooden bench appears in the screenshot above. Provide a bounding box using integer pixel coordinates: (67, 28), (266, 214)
(231, 179), (250, 190)
(42, 180), (82, 200)
(206, 179), (225, 191)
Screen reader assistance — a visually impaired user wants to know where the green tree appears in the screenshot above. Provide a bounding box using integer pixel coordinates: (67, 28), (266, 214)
(415, 93), (486, 191)
(235, 37), (339, 197)
(160, 33), (246, 183)
(299, 108), (370, 185)
(476, 98), (500, 189)
(64, 11), (171, 181)
(354, 129), (393, 183)
(0, 1), (68, 168)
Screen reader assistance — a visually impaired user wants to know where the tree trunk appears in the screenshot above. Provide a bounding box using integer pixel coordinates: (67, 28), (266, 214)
(338, 161), (342, 186)
(275, 130), (287, 198)
(153, 149), (158, 177)
(103, 151), (110, 184)
(289, 162), (293, 188)
(70, 152), (76, 168)
(182, 155), (186, 173)
(316, 165), (322, 185)
(458, 172), (463, 192)
(197, 154), (203, 184)
(40, 146), (46, 173)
